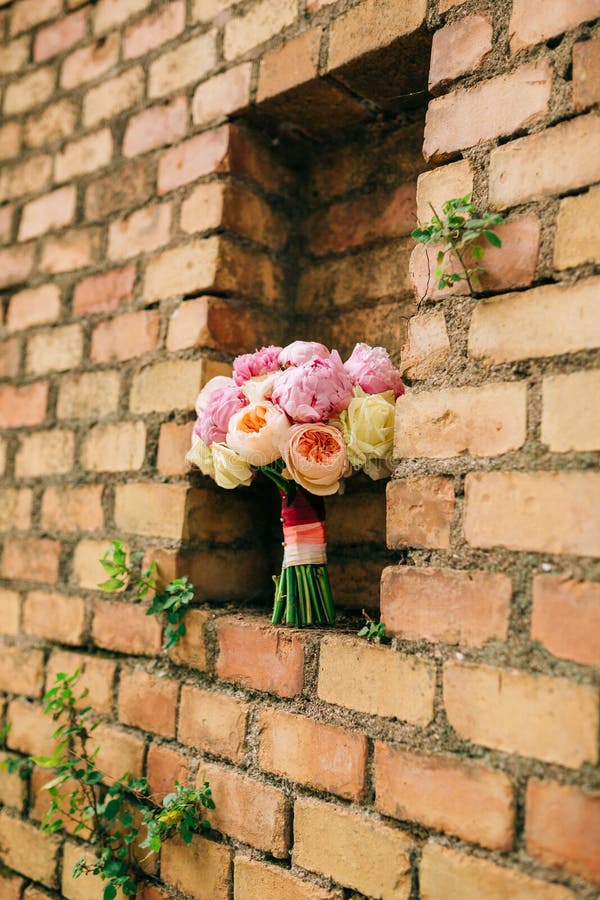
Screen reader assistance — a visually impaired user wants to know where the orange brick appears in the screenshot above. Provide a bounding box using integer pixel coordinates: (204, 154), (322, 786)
(146, 742), (189, 802)
(0, 381), (47, 427)
(0, 243), (35, 288)
(62, 842), (110, 900)
(396, 382), (527, 459)
(27, 324), (83, 373)
(424, 61), (552, 162)
(216, 616), (305, 698)
(318, 636), (435, 723)
(91, 310), (160, 362)
(15, 429), (74, 477)
(0, 488), (32, 532)
(531, 575), (600, 666)
(118, 667), (179, 737)
(92, 599), (163, 656)
(82, 420), (146, 472)
(0, 155), (52, 202)
(416, 159), (473, 224)
(257, 28), (320, 101)
(114, 482), (190, 538)
(30, 768), (85, 835)
(157, 421), (194, 475)
(293, 797), (412, 899)
(444, 661), (598, 769)
(34, 8), (87, 61)
(130, 358), (231, 413)
(380, 566), (511, 646)
(573, 35), (600, 111)
(0, 588), (20, 636)
(0, 644), (44, 697)
(46, 649), (116, 714)
(83, 64), (144, 128)
(554, 184), (600, 270)
(541, 369), (600, 452)
(41, 484), (103, 532)
(192, 63), (252, 126)
(420, 843), (574, 900)
(72, 538), (120, 589)
(93, 0), (152, 33)
(375, 744), (514, 850)
(234, 856), (341, 900)
(90, 723), (145, 782)
(387, 477), (455, 549)
(161, 834), (231, 900)
(23, 591), (85, 645)
(0, 811), (60, 888)
(200, 762), (289, 856)
(464, 471), (600, 556)
(0, 339), (18, 378)
(2, 537), (60, 584)
(123, 96), (188, 157)
(168, 607), (209, 670)
(7, 284), (61, 332)
(223, 0), (296, 59)
(526, 779), (600, 885)
(0, 121), (21, 160)
(73, 264), (135, 315)
(124, 1), (184, 58)
(258, 707), (367, 800)
(11, 0), (61, 34)
(6, 699), (56, 757)
(178, 685), (249, 762)
(60, 34), (119, 89)
(429, 14), (492, 89)
(57, 370), (120, 420)
(149, 31), (216, 98)
(489, 113), (600, 209)
(23, 99), (78, 149)
(0, 751), (26, 810)
(40, 228), (100, 274)
(510, 0), (600, 54)
(54, 128), (113, 182)
(4, 66), (55, 115)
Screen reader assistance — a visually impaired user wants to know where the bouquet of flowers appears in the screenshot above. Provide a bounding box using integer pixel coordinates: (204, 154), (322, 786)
(186, 341), (405, 627)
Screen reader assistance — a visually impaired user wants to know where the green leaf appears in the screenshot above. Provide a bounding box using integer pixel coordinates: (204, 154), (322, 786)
(98, 578), (125, 593)
(471, 245), (484, 260)
(484, 230), (502, 247)
(103, 885), (117, 900)
(104, 798), (122, 820)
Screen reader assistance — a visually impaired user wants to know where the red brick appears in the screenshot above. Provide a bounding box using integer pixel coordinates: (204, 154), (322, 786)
(123, 96), (187, 157)
(157, 421), (194, 475)
(424, 62), (552, 162)
(54, 128), (113, 182)
(201, 762), (289, 856)
(573, 35), (600, 111)
(161, 834), (231, 900)
(157, 127), (230, 194)
(257, 28), (320, 101)
(2, 537), (60, 584)
(108, 202), (172, 260)
(40, 228), (100, 273)
(149, 31), (216, 98)
(429, 14), (493, 90)
(216, 616), (305, 697)
(526, 779), (600, 884)
(73, 264), (135, 315)
(0, 382), (47, 427)
(91, 310), (160, 362)
(375, 744), (514, 850)
(82, 421), (146, 472)
(118, 668), (179, 737)
(83, 64), (145, 128)
(258, 707), (367, 800)
(46, 649), (116, 714)
(531, 575), (600, 666)
(19, 186), (76, 240)
(57, 370), (121, 420)
(10, 0), (61, 34)
(0, 811), (60, 888)
(146, 742), (189, 802)
(192, 63), (252, 126)
(23, 591), (85, 645)
(0, 243), (35, 288)
(464, 471), (600, 556)
(168, 607), (209, 670)
(7, 284), (61, 332)
(124, 1), (185, 59)
(41, 484), (104, 532)
(0, 487), (32, 532)
(381, 565), (511, 646)
(387, 477), (455, 549)
(178, 685), (249, 762)
(0, 588), (20, 636)
(444, 661), (598, 769)
(0, 645), (44, 697)
(34, 8), (88, 61)
(92, 599), (163, 656)
(510, 0), (600, 54)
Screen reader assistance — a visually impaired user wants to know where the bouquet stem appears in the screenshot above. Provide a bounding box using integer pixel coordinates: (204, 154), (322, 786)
(271, 486), (335, 627)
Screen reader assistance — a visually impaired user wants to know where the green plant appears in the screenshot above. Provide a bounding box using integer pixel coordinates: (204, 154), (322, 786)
(9, 670), (214, 900)
(412, 194), (504, 295)
(357, 609), (388, 644)
(0, 723), (34, 780)
(98, 540), (193, 648)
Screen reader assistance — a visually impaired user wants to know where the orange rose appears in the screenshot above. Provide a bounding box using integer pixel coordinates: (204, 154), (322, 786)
(282, 424), (349, 496)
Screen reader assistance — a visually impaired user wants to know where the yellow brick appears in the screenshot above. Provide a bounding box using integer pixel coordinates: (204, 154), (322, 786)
(161, 834), (231, 900)
(130, 358), (230, 413)
(82, 421), (146, 472)
(224, 0), (296, 60)
(554, 184), (600, 269)
(0, 811), (60, 887)
(83, 65), (145, 127)
(149, 31), (216, 97)
(541, 370), (600, 452)
(233, 856), (342, 900)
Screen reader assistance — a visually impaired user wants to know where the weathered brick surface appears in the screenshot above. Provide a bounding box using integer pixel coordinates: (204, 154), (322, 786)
(531, 575), (600, 666)
(553, 184), (600, 270)
(216, 617), (305, 697)
(387, 477), (455, 549)
(233, 856), (341, 900)
(0, 812), (60, 887)
(541, 369), (600, 452)
(178, 685), (249, 762)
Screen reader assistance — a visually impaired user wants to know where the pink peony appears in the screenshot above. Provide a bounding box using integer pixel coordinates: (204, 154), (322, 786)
(233, 345), (282, 386)
(279, 341), (330, 367)
(196, 384), (248, 445)
(272, 351), (353, 423)
(344, 343), (405, 398)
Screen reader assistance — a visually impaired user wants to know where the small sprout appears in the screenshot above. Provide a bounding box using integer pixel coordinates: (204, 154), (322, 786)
(357, 609), (388, 644)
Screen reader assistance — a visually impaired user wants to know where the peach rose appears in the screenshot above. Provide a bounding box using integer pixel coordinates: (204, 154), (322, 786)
(226, 401), (291, 466)
(282, 424), (349, 496)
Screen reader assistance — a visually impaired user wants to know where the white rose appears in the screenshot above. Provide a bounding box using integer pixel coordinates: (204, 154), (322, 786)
(340, 387), (395, 472)
(185, 437), (214, 478)
(211, 443), (253, 489)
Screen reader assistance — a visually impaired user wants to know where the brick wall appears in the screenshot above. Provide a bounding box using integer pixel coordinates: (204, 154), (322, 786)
(0, 0), (599, 898)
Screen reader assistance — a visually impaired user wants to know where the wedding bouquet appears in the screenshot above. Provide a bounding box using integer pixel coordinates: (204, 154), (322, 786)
(186, 341), (405, 626)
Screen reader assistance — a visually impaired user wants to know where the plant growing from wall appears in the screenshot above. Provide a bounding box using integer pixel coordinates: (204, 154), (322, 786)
(98, 540), (193, 648)
(412, 194), (504, 295)
(3, 671), (214, 900)
(357, 609), (388, 644)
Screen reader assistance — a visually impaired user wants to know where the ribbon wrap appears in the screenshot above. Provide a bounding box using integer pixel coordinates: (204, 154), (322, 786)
(281, 487), (327, 568)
